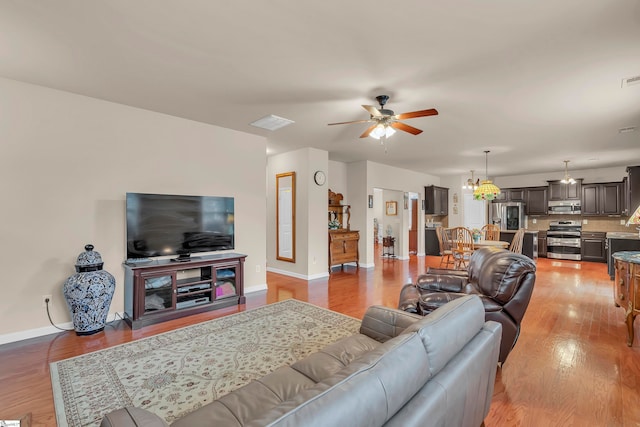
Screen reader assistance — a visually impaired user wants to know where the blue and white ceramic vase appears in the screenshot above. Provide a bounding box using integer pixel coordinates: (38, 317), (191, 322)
(63, 244), (116, 335)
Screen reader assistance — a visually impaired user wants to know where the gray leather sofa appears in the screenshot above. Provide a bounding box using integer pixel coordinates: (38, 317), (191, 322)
(101, 295), (501, 427)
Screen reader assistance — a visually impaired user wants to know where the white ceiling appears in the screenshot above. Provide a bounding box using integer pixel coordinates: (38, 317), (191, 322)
(1, 1), (639, 177)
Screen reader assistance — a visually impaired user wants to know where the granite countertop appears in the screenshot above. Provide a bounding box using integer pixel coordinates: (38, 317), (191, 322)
(606, 232), (640, 240)
(501, 229), (538, 234)
(612, 251), (640, 263)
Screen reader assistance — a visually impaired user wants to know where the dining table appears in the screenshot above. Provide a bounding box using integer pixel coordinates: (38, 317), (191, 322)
(473, 239), (509, 249)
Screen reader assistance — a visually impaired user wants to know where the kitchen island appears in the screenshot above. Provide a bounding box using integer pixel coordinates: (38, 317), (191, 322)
(607, 232), (640, 280)
(500, 230), (538, 260)
(612, 251), (640, 346)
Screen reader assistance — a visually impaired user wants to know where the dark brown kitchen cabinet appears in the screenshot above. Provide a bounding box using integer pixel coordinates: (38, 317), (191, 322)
(538, 230), (547, 258)
(425, 186), (448, 215)
(508, 188), (525, 202)
(492, 188), (524, 202)
(628, 166), (640, 215)
(581, 231), (606, 263)
(548, 179), (582, 201)
(525, 187), (548, 215)
(582, 182), (623, 216)
(425, 228), (439, 255)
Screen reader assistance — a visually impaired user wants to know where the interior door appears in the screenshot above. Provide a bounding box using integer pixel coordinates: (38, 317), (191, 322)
(464, 193), (486, 230)
(409, 198), (418, 254)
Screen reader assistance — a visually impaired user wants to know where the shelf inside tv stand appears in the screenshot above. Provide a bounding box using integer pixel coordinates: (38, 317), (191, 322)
(123, 253), (247, 329)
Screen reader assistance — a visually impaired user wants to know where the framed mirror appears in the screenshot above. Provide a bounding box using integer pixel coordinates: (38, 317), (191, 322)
(276, 172), (296, 262)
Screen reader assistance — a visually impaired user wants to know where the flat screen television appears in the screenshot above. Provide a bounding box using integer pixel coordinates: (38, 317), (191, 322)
(126, 192), (234, 260)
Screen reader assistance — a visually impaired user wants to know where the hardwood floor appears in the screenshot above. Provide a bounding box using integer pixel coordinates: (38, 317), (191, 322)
(1, 250), (639, 426)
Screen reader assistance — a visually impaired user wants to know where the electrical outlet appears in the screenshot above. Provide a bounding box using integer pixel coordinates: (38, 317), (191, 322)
(532, 218), (537, 224)
(256, 264), (260, 273)
(621, 219), (626, 225)
(313, 256), (317, 265)
(42, 295), (52, 308)
(583, 219), (588, 225)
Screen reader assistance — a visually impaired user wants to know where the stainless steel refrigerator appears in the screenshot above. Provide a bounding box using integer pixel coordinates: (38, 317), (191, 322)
(490, 202), (526, 230)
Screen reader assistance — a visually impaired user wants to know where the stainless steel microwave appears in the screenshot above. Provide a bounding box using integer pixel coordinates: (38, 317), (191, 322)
(548, 200), (581, 215)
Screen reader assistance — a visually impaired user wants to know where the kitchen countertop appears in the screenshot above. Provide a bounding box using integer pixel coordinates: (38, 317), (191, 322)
(612, 251), (640, 263)
(607, 232), (640, 240)
(501, 230), (538, 234)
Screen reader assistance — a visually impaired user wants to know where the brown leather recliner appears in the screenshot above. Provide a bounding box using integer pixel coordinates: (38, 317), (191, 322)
(398, 246), (536, 364)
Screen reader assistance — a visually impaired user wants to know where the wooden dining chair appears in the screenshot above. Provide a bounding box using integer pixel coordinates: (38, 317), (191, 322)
(481, 224), (501, 241)
(435, 226), (454, 268)
(509, 228), (526, 254)
(450, 226), (474, 269)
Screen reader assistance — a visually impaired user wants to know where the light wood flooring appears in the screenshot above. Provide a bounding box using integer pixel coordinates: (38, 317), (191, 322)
(1, 250), (639, 426)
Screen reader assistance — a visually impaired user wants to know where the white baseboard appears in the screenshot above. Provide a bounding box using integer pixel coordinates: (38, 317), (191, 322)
(245, 283), (268, 293)
(266, 267), (330, 281)
(0, 312), (125, 346)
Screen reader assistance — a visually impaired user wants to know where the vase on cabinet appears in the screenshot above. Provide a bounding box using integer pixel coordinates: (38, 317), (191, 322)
(63, 244), (115, 335)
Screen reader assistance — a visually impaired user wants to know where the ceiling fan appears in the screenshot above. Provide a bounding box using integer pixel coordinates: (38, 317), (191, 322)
(328, 95), (438, 139)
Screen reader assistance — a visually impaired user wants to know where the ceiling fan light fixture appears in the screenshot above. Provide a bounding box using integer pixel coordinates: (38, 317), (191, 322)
(370, 124), (395, 140)
(473, 151), (501, 201)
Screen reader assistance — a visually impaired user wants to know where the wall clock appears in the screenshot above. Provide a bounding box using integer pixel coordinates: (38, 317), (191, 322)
(314, 170), (326, 186)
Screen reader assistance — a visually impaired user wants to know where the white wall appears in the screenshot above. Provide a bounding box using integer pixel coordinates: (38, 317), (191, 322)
(266, 148), (329, 279)
(0, 77), (267, 340)
(494, 166), (627, 188)
(328, 160), (348, 202)
(346, 161), (441, 266)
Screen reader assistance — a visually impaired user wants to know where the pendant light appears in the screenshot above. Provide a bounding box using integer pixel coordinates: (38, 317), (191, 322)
(463, 170), (479, 190)
(473, 151), (501, 201)
(560, 160), (576, 184)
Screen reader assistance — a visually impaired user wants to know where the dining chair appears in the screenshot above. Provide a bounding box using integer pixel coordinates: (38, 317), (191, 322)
(481, 224), (501, 241)
(435, 226), (454, 268)
(509, 228), (525, 254)
(451, 226), (474, 269)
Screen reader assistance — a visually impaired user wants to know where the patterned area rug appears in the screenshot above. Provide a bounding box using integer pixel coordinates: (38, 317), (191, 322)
(50, 299), (361, 427)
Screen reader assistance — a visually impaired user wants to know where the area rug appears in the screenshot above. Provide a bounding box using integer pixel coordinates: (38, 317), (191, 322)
(50, 299), (361, 427)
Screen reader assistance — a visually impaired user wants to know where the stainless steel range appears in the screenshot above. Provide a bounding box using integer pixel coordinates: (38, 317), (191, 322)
(547, 220), (582, 261)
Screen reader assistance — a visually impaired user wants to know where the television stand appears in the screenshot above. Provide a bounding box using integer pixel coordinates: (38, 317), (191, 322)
(123, 253), (247, 329)
(171, 255), (198, 262)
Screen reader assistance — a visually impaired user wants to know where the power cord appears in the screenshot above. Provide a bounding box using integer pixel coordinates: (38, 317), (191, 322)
(45, 298), (74, 331)
(45, 298), (126, 332)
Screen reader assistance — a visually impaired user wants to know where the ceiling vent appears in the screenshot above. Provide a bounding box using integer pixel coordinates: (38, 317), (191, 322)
(621, 75), (640, 88)
(250, 115), (295, 131)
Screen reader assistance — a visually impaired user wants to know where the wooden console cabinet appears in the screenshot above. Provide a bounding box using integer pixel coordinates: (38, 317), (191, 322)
(123, 253), (246, 329)
(613, 251), (640, 346)
(329, 229), (359, 272)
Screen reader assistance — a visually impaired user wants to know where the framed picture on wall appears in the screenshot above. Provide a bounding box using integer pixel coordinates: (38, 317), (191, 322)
(386, 201), (397, 216)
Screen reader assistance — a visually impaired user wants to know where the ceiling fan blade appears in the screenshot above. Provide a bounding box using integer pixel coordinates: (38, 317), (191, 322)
(395, 108), (439, 120)
(390, 121), (423, 135)
(360, 124), (378, 138)
(328, 119), (374, 126)
(362, 105), (383, 117)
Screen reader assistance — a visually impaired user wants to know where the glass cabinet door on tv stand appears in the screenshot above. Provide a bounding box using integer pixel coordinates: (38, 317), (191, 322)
(123, 253), (247, 329)
(141, 271), (176, 315)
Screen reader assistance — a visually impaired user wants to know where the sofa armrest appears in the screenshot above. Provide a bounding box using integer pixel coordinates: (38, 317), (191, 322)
(359, 305), (424, 342)
(416, 273), (467, 293)
(100, 407), (169, 427)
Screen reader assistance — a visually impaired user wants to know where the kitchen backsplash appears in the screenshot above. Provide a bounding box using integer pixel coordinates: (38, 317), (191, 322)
(526, 215), (631, 232)
(425, 214), (630, 232)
